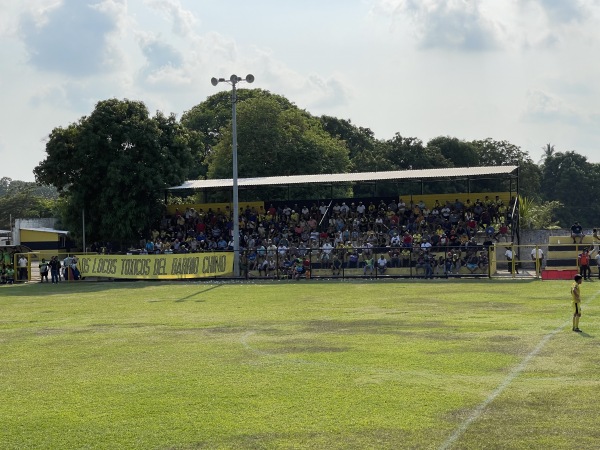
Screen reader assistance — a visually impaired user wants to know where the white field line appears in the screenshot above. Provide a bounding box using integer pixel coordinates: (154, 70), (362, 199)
(439, 287), (600, 450)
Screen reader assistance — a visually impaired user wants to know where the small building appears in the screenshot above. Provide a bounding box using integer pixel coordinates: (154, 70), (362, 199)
(10, 219), (72, 251)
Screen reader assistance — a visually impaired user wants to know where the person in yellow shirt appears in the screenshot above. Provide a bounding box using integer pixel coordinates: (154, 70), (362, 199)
(571, 274), (583, 332)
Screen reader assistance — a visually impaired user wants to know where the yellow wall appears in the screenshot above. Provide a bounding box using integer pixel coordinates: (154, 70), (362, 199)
(398, 192), (513, 207)
(20, 230), (60, 243)
(166, 195), (513, 217)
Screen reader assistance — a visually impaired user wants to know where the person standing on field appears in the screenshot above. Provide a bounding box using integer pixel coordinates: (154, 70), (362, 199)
(39, 258), (49, 283)
(504, 246), (518, 274)
(530, 246), (544, 275)
(571, 274), (583, 332)
(18, 255), (28, 281)
(49, 256), (61, 284)
(578, 248), (592, 281)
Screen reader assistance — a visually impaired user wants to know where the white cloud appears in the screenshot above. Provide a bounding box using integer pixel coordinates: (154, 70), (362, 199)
(536, 0), (587, 24)
(371, 0), (596, 52)
(4, 0), (600, 182)
(372, 0), (503, 51)
(17, 0), (128, 77)
(146, 0), (198, 39)
(522, 89), (588, 128)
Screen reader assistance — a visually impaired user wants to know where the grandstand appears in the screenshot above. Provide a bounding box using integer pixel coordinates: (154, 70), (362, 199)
(161, 166), (519, 279)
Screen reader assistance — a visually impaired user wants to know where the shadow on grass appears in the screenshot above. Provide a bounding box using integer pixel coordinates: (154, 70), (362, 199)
(175, 285), (222, 302)
(0, 280), (222, 298)
(0, 277), (545, 299)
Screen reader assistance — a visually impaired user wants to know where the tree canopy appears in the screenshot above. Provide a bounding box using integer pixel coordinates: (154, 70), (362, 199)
(540, 151), (600, 226)
(0, 178), (56, 229)
(34, 99), (194, 247)
(193, 92), (352, 200)
(7, 87), (596, 242)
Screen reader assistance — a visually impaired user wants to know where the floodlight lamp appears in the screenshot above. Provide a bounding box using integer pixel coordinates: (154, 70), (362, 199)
(230, 74), (239, 83)
(211, 77), (219, 86)
(245, 74), (254, 83)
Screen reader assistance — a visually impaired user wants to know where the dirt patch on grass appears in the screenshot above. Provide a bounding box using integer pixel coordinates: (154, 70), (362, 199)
(265, 338), (351, 354)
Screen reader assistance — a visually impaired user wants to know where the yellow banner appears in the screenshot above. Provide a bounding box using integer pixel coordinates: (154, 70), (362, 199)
(78, 253), (233, 279)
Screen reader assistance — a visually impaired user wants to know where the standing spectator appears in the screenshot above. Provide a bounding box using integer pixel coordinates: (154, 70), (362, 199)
(571, 222), (584, 244)
(39, 258), (49, 283)
(423, 252), (434, 279)
(348, 250), (359, 268)
(478, 251), (489, 273)
(377, 254), (388, 274)
(331, 254), (342, 276)
(363, 255), (374, 276)
(571, 274), (583, 332)
(49, 256), (61, 284)
(505, 247), (518, 274)
(389, 248), (400, 268)
(530, 247), (544, 275)
(578, 248), (592, 281)
(63, 255), (73, 281)
(18, 255), (28, 281)
(596, 251), (600, 280)
(321, 240), (334, 269)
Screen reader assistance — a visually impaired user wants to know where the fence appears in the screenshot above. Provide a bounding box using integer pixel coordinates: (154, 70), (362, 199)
(6, 244), (585, 283)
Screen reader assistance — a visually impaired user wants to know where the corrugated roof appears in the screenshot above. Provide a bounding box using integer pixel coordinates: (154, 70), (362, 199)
(168, 166), (518, 190)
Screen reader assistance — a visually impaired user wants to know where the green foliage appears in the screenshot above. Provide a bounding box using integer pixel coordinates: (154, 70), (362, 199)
(181, 89), (296, 179)
(427, 135), (479, 167)
(0, 177), (58, 200)
(387, 133), (450, 170)
(518, 195), (562, 230)
(319, 115), (378, 161)
(540, 151), (600, 227)
(468, 138), (541, 197)
(207, 95), (351, 201)
(34, 99), (194, 247)
(0, 178), (57, 229)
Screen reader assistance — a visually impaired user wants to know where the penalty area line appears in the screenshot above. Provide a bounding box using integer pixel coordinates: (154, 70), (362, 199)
(439, 287), (600, 450)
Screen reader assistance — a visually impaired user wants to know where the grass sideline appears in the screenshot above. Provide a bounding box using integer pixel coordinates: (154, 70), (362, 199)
(1, 280), (599, 449)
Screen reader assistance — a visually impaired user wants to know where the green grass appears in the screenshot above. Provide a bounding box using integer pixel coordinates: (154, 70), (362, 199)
(1, 280), (599, 449)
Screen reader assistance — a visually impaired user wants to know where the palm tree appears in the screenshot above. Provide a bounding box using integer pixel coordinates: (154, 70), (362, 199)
(538, 143), (555, 165)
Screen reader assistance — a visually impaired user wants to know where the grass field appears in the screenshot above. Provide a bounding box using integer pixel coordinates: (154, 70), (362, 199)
(1, 279), (599, 449)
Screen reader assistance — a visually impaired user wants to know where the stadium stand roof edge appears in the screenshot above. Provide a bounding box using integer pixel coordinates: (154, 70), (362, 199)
(20, 227), (69, 235)
(168, 166), (519, 190)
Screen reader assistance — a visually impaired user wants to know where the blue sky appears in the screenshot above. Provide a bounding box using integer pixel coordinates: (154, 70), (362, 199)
(2, 0), (600, 182)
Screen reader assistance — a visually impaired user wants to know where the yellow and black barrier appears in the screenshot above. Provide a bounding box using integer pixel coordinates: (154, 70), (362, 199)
(79, 253), (233, 280)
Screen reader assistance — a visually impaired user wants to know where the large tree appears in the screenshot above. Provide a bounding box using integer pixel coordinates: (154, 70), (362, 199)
(34, 99), (194, 247)
(469, 138), (541, 198)
(181, 89), (296, 179)
(427, 136), (479, 167)
(319, 116), (379, 162)
(0, 179), (56, 229)
(539, 151), (600, 227)
(205, 94), (351, 200)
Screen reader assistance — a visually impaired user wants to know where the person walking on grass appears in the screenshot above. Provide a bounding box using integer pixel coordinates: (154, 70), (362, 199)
(571, 274), (583, 332)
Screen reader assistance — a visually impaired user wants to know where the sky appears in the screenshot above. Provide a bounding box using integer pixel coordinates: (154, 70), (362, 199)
(2, 0), (600, 182)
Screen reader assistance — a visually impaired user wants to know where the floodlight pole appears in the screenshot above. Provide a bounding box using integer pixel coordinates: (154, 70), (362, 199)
(211, 74), (255, 277)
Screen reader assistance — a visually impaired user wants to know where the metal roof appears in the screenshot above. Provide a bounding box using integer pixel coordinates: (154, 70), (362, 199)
(168, 166), (518, 190)
(20, 227), (69, 235)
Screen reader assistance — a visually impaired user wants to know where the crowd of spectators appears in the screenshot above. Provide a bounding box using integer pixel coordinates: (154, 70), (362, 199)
(139, 194), (514, 277)
(0, 248), (16, 284)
